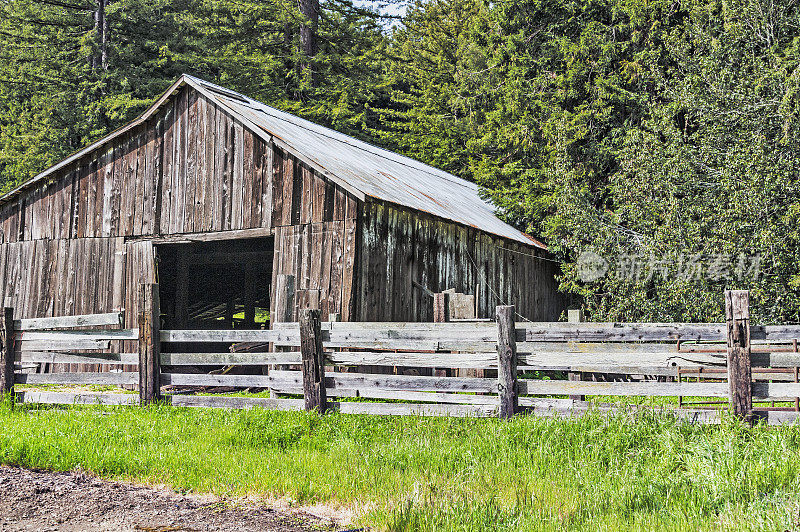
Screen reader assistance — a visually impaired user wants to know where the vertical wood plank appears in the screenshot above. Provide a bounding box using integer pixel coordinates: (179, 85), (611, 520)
(138, 283), (161, 405)
(0, 307), (14, 394)
(300, 308), (326, 413)
(496, 305), (517, 419)
(726, 290), (752, 421)
(261, 139), (274, 228)
(274, 274), (296, 323)
(433, 292), (450, 323)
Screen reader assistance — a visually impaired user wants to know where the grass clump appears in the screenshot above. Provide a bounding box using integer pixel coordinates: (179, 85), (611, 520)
(1, 397), (800, 530)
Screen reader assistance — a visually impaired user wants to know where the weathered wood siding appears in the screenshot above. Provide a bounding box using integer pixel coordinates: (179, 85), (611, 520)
(357, 202), (564, 322)
(0, 86), (273, 244)
(0, 237), (125, 319)
(270, 148), (359, 321)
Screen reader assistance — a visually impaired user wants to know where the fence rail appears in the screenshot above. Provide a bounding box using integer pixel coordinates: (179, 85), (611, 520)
(3, 287), (800, 424)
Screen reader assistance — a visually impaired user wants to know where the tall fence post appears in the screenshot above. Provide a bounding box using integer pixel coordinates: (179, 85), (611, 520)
(300, 308), (327, 413)
(138, 283), (161, 405)
(0, 307), (15, 396)
(433, 292), (450, 323)
(725, 290), (752, 421)
(496, 305), (518, 418)
(433, 292), (451, 377)
(567, 309), (585, 402)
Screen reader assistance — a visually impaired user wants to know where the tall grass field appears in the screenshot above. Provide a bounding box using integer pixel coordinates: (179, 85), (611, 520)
(1, 396), (800, 531)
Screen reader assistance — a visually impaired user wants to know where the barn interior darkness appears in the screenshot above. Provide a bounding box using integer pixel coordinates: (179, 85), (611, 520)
(156, 237), (274, 330)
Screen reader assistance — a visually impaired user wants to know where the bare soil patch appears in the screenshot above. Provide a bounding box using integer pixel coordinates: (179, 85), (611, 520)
(0, 465), (340, 531)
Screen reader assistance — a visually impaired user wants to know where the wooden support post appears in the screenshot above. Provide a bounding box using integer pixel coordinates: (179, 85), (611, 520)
(496, 305), (518, 418)
(138, 283), (161, 405)
(567, 309), (585, 402)
(725, 290), (752, 421)
(433, 292), (450, 377)
(0, 308), (15, 396)
(300, 309), (326, 413)
(433, 292), (450, 323)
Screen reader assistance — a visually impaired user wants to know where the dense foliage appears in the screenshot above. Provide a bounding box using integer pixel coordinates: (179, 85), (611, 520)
(2, 0), (799, 322)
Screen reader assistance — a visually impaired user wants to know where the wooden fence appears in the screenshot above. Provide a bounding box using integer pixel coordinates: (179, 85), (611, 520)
(3, 287), (800, 424)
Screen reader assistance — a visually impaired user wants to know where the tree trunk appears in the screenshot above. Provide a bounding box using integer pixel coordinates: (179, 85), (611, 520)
(298, 0), (319, 88)
(92, 0), (108, 70)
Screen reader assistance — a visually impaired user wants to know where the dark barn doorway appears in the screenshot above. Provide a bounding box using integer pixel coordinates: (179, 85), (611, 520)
(156, 237), (274, 331)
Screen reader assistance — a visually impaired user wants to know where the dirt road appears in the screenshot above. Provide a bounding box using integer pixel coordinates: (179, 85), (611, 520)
(0, 465), (339, 531)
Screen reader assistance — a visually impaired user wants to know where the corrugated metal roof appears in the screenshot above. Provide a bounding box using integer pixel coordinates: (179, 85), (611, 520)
(1, 75), (545, 248)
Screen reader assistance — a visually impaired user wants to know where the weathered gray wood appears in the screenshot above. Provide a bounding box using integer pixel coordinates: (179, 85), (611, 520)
(274, 274), (296, 323)
(764, 410), (800, 426)
(18, 329), (137, 341)
(329, 351), (496, 368)
(161, 329), (282, 343)
(523, 323), (727, 342)
(161, 373), (272, 387)
(161, 352), (302, 366)
(161, 350), (499, 368)
(17, 391), (138, 406)
(0, 308), (14, 394)
(519, 379), (730, 397)
(168, 394), (493, 417)
(138, 283), (161, 405)
(496, 305), (517, 418)
(567, 309), (584, 323)
(449, 293), (476, 320)
(567, 308), (585, 401)
(15, 312), (122, 331)
(170, 394), (304, 411)
(270, 274), (297, 391)
(16, 372), (139, 385)
(751, 382), (800, 400)
(328, 388), (499, 405)
(20, 352), (138, 365)
(270, 370), (497, 393)
(300, 309), (326, 413)
(17, 339), (111, 351)
(335, 401), (495, 417)
(726, 290), (752, 420)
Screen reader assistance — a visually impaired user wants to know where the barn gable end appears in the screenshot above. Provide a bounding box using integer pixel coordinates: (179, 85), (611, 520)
(0, 84), (361, 324)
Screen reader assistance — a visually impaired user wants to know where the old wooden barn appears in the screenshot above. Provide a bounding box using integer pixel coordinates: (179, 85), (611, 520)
(0, 75), (564, 330)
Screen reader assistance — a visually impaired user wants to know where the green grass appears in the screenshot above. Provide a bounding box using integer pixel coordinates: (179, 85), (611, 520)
(2, 395), (800, 531)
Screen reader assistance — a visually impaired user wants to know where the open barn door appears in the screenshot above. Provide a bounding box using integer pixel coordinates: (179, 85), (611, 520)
(155, 237), (274, 330)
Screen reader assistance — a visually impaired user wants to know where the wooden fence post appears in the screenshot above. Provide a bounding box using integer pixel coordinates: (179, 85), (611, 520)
(138, 283), (161, 405)
(432, 292), (451, 377)
(433, 292), (450, 323)
(496, 305), (518, 418)
(725, 290), (752, 421)
(567, 309), (585, 402)
(0, 308), (15, 396)
(300, 309), (327, 413)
